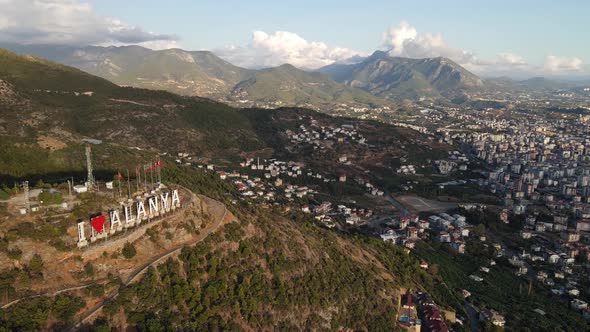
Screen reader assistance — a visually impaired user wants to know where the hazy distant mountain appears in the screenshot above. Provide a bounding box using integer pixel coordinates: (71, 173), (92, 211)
(230, 64), (390, 108)
(319, 50), (483, 101)
(484, 76), (581, 91)
(0, 43), (253, 98)
(1, 43), (394, 109)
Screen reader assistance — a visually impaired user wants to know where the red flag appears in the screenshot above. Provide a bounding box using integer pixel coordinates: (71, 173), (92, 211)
(90, 214), (105, 233)
(150, 165), (155, 172)
(117, 171), (123, 180)
(156, 159), (161, 167)
(135, 167), (140, 176)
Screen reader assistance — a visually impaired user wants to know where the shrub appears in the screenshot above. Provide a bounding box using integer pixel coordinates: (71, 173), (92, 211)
(7, 247), (22, 260)
(84, 262), (94, 277)
(122, 242), (136, 259)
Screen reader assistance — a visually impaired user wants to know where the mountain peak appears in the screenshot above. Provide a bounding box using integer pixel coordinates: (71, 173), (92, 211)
(276, 63), (297, 69)
(367, 50), (390, 61)
(319, 51), (482, 101)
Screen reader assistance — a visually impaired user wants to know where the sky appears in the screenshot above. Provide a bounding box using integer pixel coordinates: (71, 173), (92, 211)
(0, 0), (588, 78)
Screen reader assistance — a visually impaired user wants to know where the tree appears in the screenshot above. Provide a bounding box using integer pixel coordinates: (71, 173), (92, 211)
(84, 262), (95, 277)
(28, 254), (44, 278)
(122, 242), (136, 259)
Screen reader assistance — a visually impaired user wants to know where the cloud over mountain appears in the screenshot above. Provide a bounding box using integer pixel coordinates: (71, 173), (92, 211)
(0, 0), (178, 49)
(381, 21), (482, 67)
(544, 55), (583, 72)
(380, 21), (587, 77)
(215, 30), (364, 70)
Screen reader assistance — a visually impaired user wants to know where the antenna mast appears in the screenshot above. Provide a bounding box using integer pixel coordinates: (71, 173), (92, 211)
(23, 181), (30, 212)
(85, 144), (95, 188)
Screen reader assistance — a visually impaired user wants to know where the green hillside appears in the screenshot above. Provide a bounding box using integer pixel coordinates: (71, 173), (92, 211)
(0, 48), (265, 171)
(0, 49), (117, 93)
(0, 164), (450, 331)
(232, 64), (391, 107)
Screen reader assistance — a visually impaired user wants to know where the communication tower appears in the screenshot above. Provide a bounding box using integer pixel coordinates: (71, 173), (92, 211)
(86, 144), (95, 188)
(22, 181), (30, 212)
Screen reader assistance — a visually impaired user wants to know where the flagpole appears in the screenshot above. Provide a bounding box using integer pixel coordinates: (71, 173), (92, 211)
(136, 167), (140, 193)
(150, 160), (154, 190)
(117, 171), (122, 199)
(126, 169), (131, 199)
(143, 165), (147, 192)
(157, 157), (162, 184)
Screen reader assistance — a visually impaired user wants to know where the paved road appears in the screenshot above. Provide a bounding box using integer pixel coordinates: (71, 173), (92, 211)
(384, 193), (409, 216)
(465, 301), (480, 332)
(70, 199), (227, 330)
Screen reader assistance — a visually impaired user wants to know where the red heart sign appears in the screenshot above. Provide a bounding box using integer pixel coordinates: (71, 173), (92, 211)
(90, 214), (106, 233)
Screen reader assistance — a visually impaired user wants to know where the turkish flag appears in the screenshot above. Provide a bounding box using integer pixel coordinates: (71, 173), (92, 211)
(117, 171), (123, 180)
(156, 159), (161, 167)
(90, 214), (105, 233)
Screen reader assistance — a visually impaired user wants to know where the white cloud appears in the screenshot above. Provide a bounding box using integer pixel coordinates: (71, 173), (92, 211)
(496, 52), (527, 66)
(0, 0), (178, 49)
(380, 22), (590, 77)
(544, 55), (583, 72)
(381, 21), (481, 66)
(215, 30), (364, 69)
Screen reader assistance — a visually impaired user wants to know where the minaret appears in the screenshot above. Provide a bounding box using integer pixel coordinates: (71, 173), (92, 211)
(85, 144), (94, 188)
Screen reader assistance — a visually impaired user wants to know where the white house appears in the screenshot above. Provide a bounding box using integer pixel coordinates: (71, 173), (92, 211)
(73, 185), (88, 194)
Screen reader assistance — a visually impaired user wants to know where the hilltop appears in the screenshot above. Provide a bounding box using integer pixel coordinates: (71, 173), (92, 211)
(0, 163), (440, 330)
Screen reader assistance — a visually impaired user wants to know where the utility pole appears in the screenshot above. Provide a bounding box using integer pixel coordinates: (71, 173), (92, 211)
(67, 179), (72, 198)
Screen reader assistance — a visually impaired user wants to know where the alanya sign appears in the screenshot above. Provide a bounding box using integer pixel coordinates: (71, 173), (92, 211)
(77, 188), (181, 248)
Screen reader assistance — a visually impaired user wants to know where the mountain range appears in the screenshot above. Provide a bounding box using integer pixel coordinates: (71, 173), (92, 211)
(3, 43), (581, 108)
(0, 43), (488, 107)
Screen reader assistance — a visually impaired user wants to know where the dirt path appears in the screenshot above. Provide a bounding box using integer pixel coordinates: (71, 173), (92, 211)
(0, 282), (103, 310)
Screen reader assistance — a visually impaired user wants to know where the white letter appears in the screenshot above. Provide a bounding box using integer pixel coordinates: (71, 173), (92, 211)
(136, 201), (147, 223)
(149, 196), (159, 217)
(110, 209), (122, 234)
(160, 192), (169, 213)
(77, 221), (88, 248)
(124, 204), (135, 228)
(171, 189), (180, 209)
